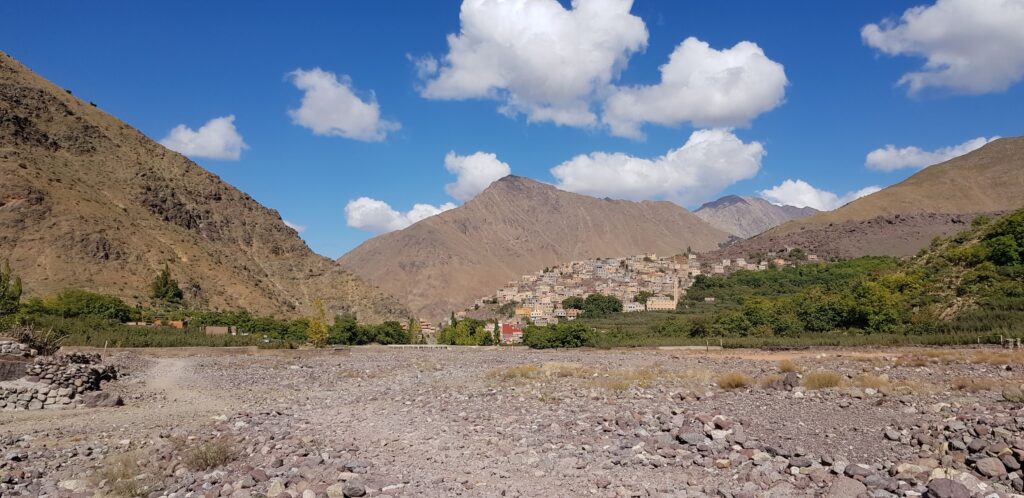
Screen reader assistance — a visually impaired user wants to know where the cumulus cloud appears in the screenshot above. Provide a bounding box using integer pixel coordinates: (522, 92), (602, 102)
(283, 220), (306, 233)
(287, 68), (400, 141)
(865, 136), (998, 171)
(443, 151), (512, 201)
(159, 115), (247, 160)
(345, 197), (456, 234)
(549, 129), (764, 204)
(759, 180), (882, 211)
(603, 37), (787, 138)
(417, 0), (647, 127)
(862, 0), (1024, 95)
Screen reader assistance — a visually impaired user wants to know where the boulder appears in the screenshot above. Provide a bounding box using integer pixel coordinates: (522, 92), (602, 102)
(925, 479), (971, 498)
(827, 476), (867, 498)
(82, 391), (122, 408)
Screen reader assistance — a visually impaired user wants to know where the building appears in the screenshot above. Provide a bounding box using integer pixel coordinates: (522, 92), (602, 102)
(205, 326), (237, 336)
(500, 324), (524, 344)
(624, 302), (645, 313)
(646, 296), (676, 311)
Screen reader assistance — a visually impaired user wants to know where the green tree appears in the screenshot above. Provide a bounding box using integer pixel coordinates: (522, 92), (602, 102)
(523, 322), (594, 349)
(634, 291), (654, 305)
(150, 265), (184, 304)
(562, 296), (585, 310)
(48, 289), (132, 322)
(582, 294), (622, 316)
(307, 298), (329, 348)
(986, 235), (1021, 266)
(0, 260), (22, 316)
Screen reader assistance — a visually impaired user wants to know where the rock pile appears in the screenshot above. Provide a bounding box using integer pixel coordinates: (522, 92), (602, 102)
(0, 352), (119, 411)
(24, 354), (118, 391)
(0, 340), (34, 357)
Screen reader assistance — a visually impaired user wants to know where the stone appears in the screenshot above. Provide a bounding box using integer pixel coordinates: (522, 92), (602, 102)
(827, 476), (867, 498)
(678, 432), (706, 445)
(342, 481), (366, 497)
(82, 391), (122, 408)
(58, 479), (90, 492)
(845, 464), (873, 478)
(789, 456), (813, 468)
(924, 479), (971, 498)
(974, 456), (1007, 477)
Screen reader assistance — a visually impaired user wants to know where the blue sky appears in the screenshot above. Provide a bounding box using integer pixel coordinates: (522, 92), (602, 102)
(2, 1), (1021, 258)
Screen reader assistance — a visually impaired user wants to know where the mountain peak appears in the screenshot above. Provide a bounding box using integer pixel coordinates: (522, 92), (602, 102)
(694, 194), (816, 238)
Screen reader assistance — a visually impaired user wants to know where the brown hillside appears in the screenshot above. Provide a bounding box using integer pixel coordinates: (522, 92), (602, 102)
(338, 176), (730, 320)
(0, 52), (406, 322)
(721, 137), (1024, 258)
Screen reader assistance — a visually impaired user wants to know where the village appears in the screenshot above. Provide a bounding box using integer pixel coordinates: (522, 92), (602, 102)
(453, 250), (818, 344)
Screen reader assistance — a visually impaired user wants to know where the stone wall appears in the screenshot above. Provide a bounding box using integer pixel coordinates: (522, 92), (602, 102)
(0, 351), (120, 411)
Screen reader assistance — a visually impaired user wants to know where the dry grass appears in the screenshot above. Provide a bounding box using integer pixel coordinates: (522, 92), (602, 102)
(803, 371), (842, 390)
(487, 364), (543, 380)
(853, 373), (891, 391)
(95, 452), (158, 497)
(758, 373), (783, 388)
(716, 372), (752, 390)
(969, 350), (1024, 365)
(890, 379), (940, 395)
(778, 359), (799, 373)
(952, 377), (998, 392)
(183, 439), (236, 471)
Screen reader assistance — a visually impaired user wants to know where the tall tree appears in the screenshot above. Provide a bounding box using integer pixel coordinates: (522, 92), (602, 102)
(307, 298), (329, 348)
(150, 265), (184, 304)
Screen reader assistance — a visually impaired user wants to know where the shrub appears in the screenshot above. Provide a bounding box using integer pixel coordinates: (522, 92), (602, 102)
(10, 325), (66, 355)
(46, 289), (132, 322)
(778, 359), (799, 373)
(716, 372), (752, 390)
(183, 439), (235, 470)
(523, 322), (594, 349)
(803, 371), (842, 390)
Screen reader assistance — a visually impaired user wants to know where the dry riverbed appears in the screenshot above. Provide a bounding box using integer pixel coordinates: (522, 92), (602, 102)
(3, 345), (1024, 497)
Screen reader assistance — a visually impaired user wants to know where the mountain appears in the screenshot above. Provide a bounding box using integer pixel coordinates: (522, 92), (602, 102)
(694, 195), (817, 238)
(0, 51), (406, 322)
(719, 137), (1024, 258)
(338, 176), (730, 320)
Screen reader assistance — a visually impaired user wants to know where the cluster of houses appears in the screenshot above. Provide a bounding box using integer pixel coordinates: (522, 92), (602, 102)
(450, 250), (818, 344)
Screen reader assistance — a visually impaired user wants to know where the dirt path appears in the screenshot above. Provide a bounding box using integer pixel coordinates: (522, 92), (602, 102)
(0, 355), (238, 437)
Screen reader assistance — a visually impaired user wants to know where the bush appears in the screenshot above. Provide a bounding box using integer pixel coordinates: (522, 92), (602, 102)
(45, 289), (133, 322)
(9, 325), (66, 355)
(716, 372), (752, 390)
(183, 439), (235, 470)
(523, 322), (594, 349)
(803, 371), (842, 390)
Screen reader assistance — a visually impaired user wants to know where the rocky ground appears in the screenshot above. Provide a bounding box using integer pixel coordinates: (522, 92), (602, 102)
(3, 345), (1024, 497)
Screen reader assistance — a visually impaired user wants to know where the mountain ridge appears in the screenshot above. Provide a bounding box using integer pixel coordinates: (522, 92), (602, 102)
(339, 175), (730, 320)
(694, 195), (817, 238)
(0, 51), (407, 322)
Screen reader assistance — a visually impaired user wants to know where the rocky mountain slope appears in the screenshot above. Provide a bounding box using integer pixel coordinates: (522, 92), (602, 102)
(339, 176), (730, 320)
(0, 51), (406, 322)
(694, 195), (817, 238)
(719, 137), (1024, 258)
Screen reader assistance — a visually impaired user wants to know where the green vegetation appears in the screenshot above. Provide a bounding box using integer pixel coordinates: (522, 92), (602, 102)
(522, 208), (1024, 349)
(307, 299), (329, 348)
(436, 317), (496, 346)
(149, 264), (184, 305)
(0, 263), (413, 348)
(522, 321), (594, 349)
(582, 293), (623, 316)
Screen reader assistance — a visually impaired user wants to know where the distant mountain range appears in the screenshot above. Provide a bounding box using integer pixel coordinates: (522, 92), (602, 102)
(719, 137), (1024, 259)
(0, 52), (407, 322)
(694, 195), (817, 238)
(339, 176), (730, 320)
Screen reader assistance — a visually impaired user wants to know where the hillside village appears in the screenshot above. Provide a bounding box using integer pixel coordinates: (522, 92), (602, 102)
(452, 249), (817, 343)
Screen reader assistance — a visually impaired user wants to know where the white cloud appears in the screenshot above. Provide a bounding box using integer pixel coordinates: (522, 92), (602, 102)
(345, 197), (456, 234)
(443, 151), (512, 201)
(549, 129), (764, 204)
(159, 115), (247, 160)
(865, 136), (998, 171)
(603, 37), (787, 138)
(760, 180), (882, 211)
(283, 220), (306, 233)
(862, 0), (1024, 95)
(287, 68), (400, 141)
(417, 0), (648, 127)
